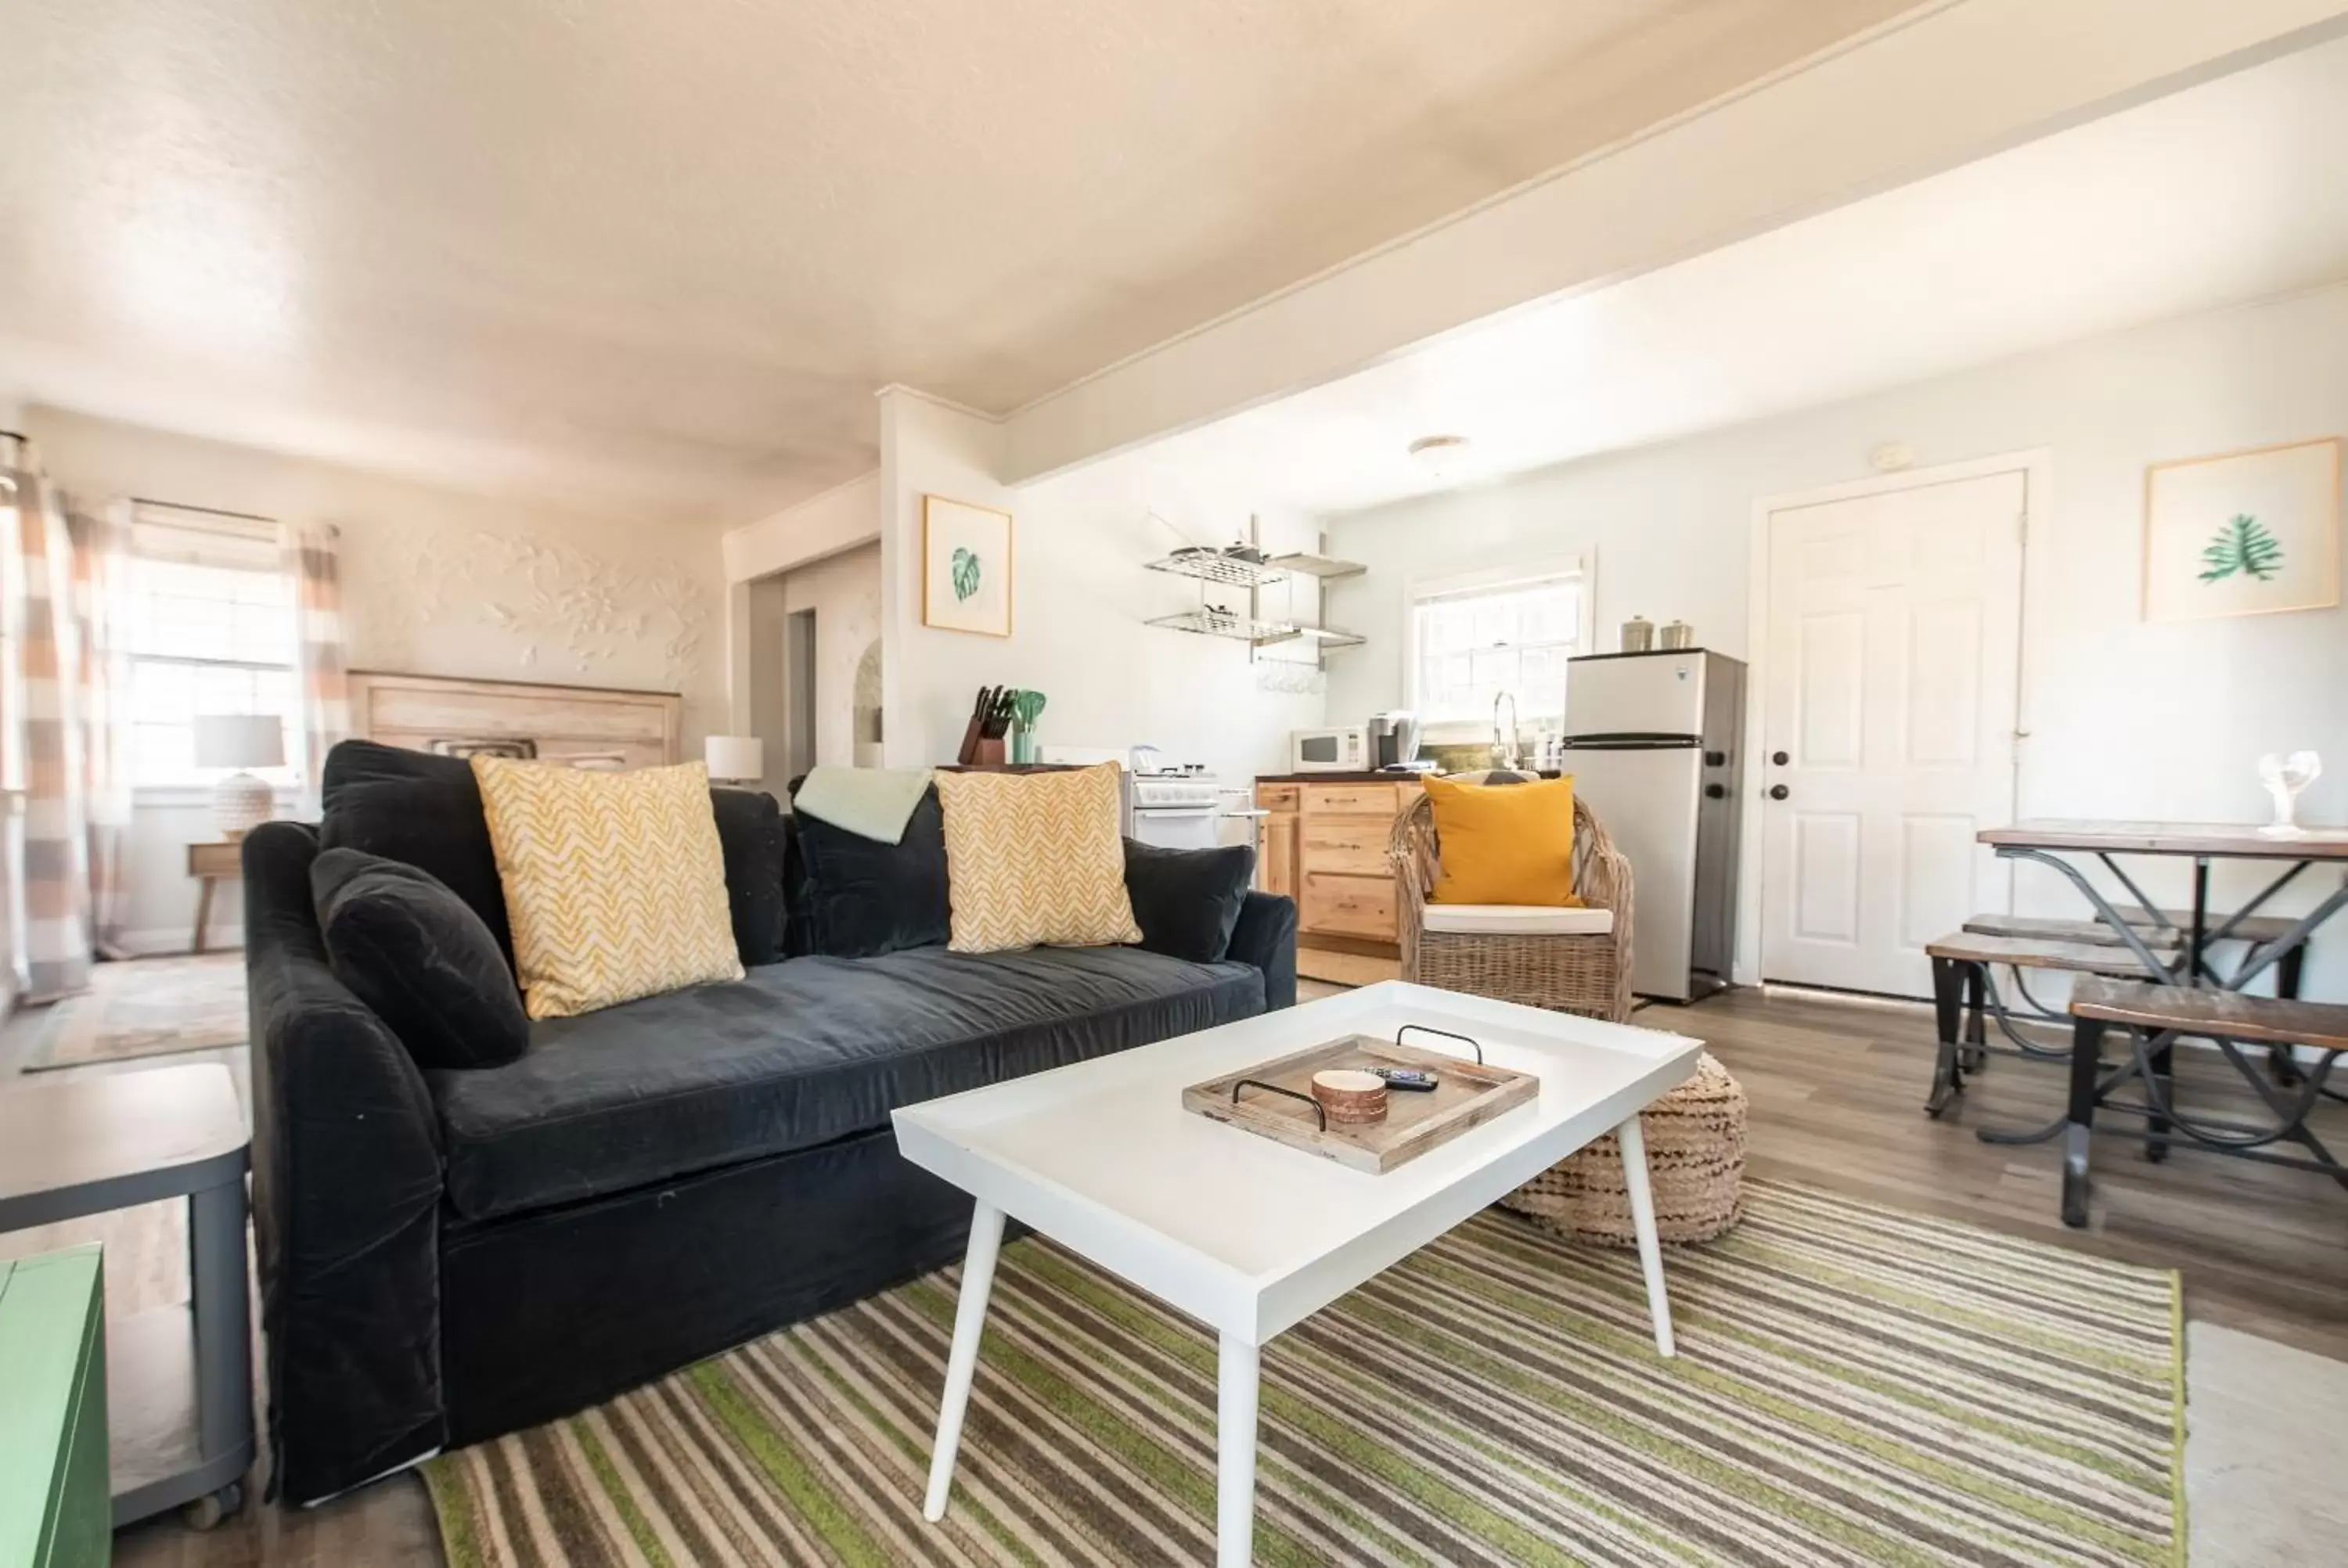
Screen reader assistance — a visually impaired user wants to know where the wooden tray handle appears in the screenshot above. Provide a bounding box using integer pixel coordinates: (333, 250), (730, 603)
(1396, 1025), (1483, 1064)
(1232, 1078), (1326, 1131)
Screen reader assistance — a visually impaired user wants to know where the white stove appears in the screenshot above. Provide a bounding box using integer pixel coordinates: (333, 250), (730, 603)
(1038, 744), (1246, 850)
(1129, 765), (1226, 849)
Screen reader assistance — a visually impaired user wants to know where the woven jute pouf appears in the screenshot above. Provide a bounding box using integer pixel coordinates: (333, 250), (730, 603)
(1500, 1052), (1748, 1245)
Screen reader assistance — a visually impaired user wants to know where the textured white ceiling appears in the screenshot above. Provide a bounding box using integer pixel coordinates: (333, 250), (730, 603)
(0, 0), (1920, 521)
(1148, 31), (2348, 515)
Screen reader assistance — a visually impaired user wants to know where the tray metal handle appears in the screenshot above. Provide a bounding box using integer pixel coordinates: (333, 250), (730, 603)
(1395, 1024), (1484, 1065)
(1231, 1077), (1327, 1131)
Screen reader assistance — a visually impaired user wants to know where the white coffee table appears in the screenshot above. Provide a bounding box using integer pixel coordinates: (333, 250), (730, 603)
(891, 980), (1702, 1566)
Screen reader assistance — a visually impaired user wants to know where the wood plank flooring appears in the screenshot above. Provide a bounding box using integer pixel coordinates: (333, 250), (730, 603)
(2, 980), (2341, 1565)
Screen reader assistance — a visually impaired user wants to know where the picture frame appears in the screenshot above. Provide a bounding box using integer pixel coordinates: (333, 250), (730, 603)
(922, 494), (1014, 638)
(2143, 437), (2341, 622)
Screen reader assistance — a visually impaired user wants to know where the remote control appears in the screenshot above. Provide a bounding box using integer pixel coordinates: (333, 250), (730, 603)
(1366, 1067), (1439, 1091)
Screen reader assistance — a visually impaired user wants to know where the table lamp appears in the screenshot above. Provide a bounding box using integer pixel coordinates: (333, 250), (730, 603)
(193, 714), (286, 840)
(704, 735), (765, 786)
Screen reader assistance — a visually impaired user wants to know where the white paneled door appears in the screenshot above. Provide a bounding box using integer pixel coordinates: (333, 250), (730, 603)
(1759, 469), (2026, 998)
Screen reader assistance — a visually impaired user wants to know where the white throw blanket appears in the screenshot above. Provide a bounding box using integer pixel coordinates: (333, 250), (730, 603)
(790, 766), (934, 844)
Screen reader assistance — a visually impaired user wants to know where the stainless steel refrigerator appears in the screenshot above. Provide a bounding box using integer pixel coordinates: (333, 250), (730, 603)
(1559, 649), (1746, 1002)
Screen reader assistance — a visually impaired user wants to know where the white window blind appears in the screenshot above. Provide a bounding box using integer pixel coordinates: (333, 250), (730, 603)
(127, 505), (299, 788)
(1409, 560), (1586, 731)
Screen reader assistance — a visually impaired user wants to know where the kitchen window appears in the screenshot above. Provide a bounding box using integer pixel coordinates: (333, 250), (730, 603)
(1407, 556), (1588, 735)
(127, 505), (300, 789)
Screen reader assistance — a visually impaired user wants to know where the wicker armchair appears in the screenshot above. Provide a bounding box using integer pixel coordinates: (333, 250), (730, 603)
(1389, 787), (1636, 1023)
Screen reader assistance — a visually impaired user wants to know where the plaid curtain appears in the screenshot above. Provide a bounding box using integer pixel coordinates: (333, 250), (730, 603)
(283, 521), (349, 815)
(66, 501), (133, 958)
(3, 437), (93, 1000)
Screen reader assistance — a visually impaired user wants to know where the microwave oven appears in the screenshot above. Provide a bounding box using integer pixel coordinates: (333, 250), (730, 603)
(1289, 726), (1367, 772)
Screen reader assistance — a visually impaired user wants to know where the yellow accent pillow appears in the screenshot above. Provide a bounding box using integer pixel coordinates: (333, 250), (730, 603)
(932, 764), (1143, 954)
(471, 757), (744, 1020)
(1425, 773), (1583, 907)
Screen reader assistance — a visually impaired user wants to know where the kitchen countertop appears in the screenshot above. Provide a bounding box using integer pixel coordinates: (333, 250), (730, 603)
(1253, 768), (1565, 786)
(1252, 770), (1428, 785)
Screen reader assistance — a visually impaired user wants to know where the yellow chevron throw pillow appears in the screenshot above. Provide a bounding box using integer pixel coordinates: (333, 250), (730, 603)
(933, 764), (1143, 954)
(471, 757), (744, 1020)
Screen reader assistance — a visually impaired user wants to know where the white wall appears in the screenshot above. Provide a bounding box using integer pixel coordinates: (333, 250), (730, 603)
(26, 406), (732, 952)
(1326, 281), (2348, 992)
(877, 388), (1327, 781)
(776, 541), (881, 776)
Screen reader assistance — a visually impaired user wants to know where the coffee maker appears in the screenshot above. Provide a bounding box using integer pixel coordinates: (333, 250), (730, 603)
(1367, 711), (1425, 771)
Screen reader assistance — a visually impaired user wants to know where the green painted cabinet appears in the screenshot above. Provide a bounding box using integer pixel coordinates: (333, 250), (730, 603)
(0, 1246), (110, 1568)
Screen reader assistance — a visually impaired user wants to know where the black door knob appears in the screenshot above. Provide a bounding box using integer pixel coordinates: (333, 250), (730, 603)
(1705, 783), (1727, 800)
(1771, 750), (1789, 766)
(1768, 784), (1790, 800)
(1704, 750), (1727, 767)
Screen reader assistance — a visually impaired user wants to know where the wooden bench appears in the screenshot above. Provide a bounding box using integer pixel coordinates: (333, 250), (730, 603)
(2069, 976), (2348, 1049)
(1963, 908), (2308, 998)
(2057, 978), (2348, 1227)
(1918, 933), (2178, 1118)
(1962, 911), (2300, 947)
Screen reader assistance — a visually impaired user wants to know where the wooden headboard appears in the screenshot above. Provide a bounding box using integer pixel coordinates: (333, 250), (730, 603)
(346, 671), (683, 770)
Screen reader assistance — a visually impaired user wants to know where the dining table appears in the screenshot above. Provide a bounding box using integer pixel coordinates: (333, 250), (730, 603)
(1972, 817), (2348, 1183)
(1977, 818), (2348, 992)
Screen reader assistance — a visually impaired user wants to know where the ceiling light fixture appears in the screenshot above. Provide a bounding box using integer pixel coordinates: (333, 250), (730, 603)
(1407, 434), (1474, 480)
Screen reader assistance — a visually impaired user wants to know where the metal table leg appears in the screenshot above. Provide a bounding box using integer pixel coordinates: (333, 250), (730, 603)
(2062, 1015), (2103, 1228)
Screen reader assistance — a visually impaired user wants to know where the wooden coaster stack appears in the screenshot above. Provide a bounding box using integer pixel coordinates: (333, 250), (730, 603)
(1309, 1069), (1388, 1124)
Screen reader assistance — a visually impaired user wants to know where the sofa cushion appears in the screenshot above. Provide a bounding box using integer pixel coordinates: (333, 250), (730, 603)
(1421, 903), (1615, 937)
(321, 741), (517, 971)
(428, 944), (1265, 1221)
(708, 787), (787, 965)
(788, 786), (952, 958)
(472, 757), (744, 1020)
(934, 764), (1140, 952)
(319, 739), (788, 973)
(1122, 838), (1255, 962)
(312, 847), (530, 1070)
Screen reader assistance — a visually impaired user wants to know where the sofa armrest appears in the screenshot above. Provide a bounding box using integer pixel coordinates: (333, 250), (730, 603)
(1227, 891), (1298, 1011)
(243, 822), (449, 1505)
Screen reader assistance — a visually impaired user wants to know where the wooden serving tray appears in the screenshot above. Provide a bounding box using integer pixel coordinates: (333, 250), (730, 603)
(1183, 1034), (1536, 1174)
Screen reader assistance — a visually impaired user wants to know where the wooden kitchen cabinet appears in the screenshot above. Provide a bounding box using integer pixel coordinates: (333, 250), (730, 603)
(1299, 870), (1398, 940)
(1298, 814), (1392, 876)
(1255, 778), (1415, 948)
(1258, 810), (1298, 898)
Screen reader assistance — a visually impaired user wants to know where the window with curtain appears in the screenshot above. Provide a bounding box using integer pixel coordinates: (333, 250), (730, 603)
(1409, 558), (1587, 733)
(126, 505), (298, 788)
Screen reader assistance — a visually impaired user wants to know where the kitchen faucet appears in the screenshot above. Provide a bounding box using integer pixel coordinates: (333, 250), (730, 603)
(1492, 690), (1519, 771)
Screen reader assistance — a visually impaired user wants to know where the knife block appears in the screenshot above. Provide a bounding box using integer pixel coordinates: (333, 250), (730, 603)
(955, 718), (1007, 767)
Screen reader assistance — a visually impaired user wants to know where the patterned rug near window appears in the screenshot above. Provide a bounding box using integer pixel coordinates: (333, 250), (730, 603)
(424, 1181), (2183, 1566)
(23, 952), (247, 1070)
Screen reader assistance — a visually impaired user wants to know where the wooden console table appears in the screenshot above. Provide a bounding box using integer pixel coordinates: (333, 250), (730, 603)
(186, 843), (241, 955)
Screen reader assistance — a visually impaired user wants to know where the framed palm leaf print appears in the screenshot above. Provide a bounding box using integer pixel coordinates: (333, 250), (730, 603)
(2144, 437), (2340, 621)
(922, 495), (1014, 637)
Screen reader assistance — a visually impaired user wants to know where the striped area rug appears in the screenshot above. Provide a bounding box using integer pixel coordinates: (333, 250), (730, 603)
(423, 1181), (2182, 1566)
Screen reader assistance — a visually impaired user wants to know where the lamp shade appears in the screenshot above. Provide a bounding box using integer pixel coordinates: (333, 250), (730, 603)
(193, 713), (286, 770)
(704, 735), (764, 782)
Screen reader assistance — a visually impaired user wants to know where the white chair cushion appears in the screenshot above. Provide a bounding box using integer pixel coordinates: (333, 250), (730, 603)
(1421, 903), (1615, 937)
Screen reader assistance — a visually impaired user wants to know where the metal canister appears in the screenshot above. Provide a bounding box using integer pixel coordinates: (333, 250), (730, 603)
(1659, 620), (1694, 649)
(1619, 615), (1654, 653)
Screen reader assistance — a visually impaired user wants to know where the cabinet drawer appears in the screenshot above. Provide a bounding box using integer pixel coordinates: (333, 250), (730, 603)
(1301, 783), (1399, 816)
(1299, 813), (1395, 877)
(1301, 872), (1398, 940)
(1255, 783), (1301, 813)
